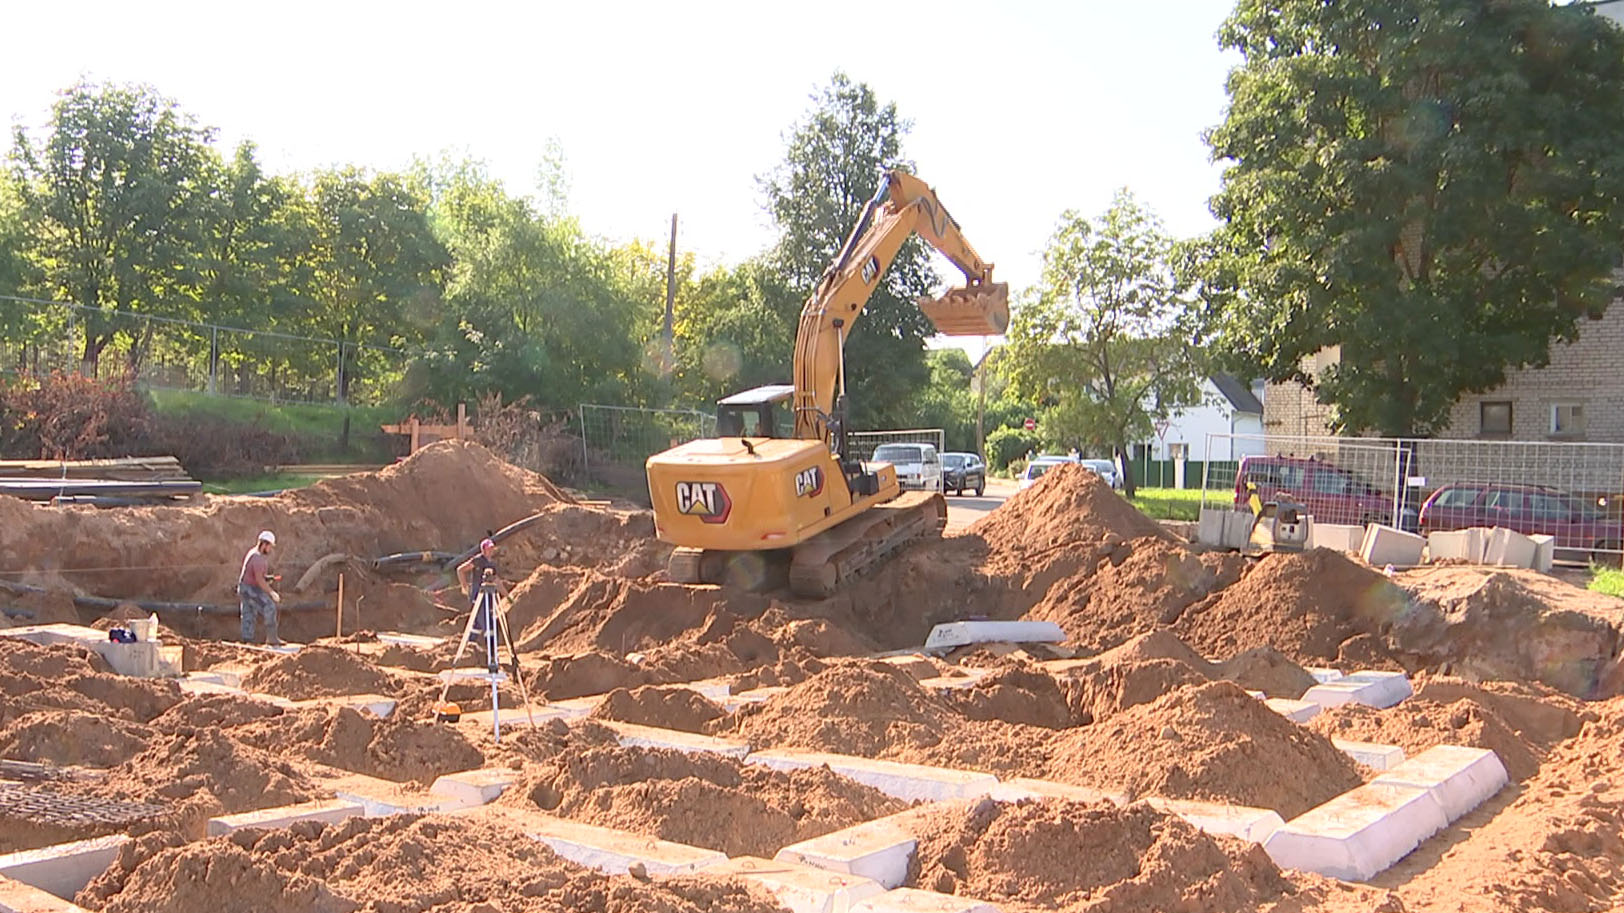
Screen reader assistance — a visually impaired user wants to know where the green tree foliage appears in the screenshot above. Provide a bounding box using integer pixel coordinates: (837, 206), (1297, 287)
(672, 257), (797, 408)
(1207, 0), (1624, 436)
(1008, 191), (1204, 497)
(760, 72), (939, 430)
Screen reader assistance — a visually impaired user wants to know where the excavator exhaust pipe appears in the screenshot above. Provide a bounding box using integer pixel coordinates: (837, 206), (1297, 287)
(919, 282), (1010, 337)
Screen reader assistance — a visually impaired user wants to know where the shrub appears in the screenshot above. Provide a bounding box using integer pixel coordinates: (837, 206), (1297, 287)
(985, 426), (1041, 473)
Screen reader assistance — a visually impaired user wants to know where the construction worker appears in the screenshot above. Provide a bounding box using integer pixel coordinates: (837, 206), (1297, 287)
(239, 530), (282, 645)
(456, 537), (509, 642)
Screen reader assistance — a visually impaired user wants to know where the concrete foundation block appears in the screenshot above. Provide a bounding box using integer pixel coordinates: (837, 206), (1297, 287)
(850, 888), (1001, 913)
(1222, 511), (1256, 549)
(457, 704), (579, 731)
(1302, 671), (1411, 711)
(1360, 524), (1426, 567)
(747, 750), (997, 802)
(1485, 527), (1537, 569)
(1264, 698), (1321, 723)
(1528, 534), (1556, 573)
(1263, 783), (1449, 882)
(676, 678), (735, 702)
(697, 857), (885, 913)
(599, 721), (750, 758)
(288, 693), (396, 719)
(374, 632), (446, 649)
(0, 874), (93, 912)
(922, 621), (1064, 652)
(1333, 740), (1407, 771)
(776, 804), (957, 889)
(0, 835), (128, 901)
(177, 678), (245, 698)
(0, 624), (104, 647)
(518, 815), (725, 875)
(1371, 746), (1509, 822)
(428, 768), (520, 807)
(1196, 508), (1228, 546)
(1308, 523), (1365, 554)
(721, 687), (789, 713)
(1427, 528), (1485, 564)
(987, 778), (1126, 806)
(1305, 667), (1345, 684)
(206, 799), (363, 836)
(327, 773), (469, 816)
(546, 695), (606, 717)
(1141, 798), (1285, 843)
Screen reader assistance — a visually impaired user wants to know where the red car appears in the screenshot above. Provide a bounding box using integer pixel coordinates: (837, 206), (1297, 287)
(1233, 455), (1411, 528)
(1418, 482), (1623, 555)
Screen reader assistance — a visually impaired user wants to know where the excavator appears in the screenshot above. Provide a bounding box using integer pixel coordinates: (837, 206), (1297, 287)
(646, 169), (1008, 598)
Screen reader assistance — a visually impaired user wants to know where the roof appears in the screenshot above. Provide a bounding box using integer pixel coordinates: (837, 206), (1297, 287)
(1210, 374), (1263, 415)
(717, 384), (794, 406)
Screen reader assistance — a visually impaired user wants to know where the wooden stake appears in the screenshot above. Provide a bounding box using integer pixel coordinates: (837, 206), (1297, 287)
(336, 573), (345, 639)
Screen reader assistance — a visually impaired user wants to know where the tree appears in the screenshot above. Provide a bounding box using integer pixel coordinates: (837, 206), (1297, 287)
(1207, 0), (1624, 437)
(1007, 191), (1205, 498)
(10, 81), (219, 372)
(672, 257), (798, 408)
(760, 72), (939, 430)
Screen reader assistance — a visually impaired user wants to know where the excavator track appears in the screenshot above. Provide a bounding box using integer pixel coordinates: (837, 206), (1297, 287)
(787, 490), (947, 599)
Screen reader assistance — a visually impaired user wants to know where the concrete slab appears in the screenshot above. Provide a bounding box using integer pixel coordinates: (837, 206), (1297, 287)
(547, 695), (606, 717)
(1360, 524), (1426, 568)
(1340, 670), (1414, 708)
(438, 667), (509, 684)
(1304, 667), (1345, 684)
(696, 856), (886, 913)
(206, 799), (363, 836)
(987, 778), (1126, 806)
(1221, 511), (1255, 549)
(0, 835), (127, 901)
(1142, 797), (1286, 843)
(1485, 527), (1537, 569)
(850, 888), (1001, 913)
(375, 632), (446, 649)
(747, 749), (997, 802)
(0, 624), (105, 647)
(511, 813), (725, 875)
(1196, 507), (1228, 547)
(598, 721), (750, 759)
(1371, 745), (1509, 822)
(1308, 523), (1365, 554)
(176, 678), (245, 698)
(1264, 698), (1321, 723)
(1263, 783), (1448, 882)
(0, 874), (92, 912)
(288, 693), (397, 718)
(428, 768), (520, 807)
(721, 687), (788, 713)
(674, 678), (734, 702)
(1427, 528), (1485, 564)
(1333, 739), (1406, 771)
(326, 772), (468, 816)
(922, 621), (1064, 652)
(776, 804), (958, 889)
(1529, 534), (1556, 574)
(457, 704), (579, 730)
(1301, 672), (1412, 711)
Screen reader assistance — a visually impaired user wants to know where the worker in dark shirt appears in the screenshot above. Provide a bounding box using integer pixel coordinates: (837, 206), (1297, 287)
(456, 537), (509, 641)
(239, 530), (282, 645)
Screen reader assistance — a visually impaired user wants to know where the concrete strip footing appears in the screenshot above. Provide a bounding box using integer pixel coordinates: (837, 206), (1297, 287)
(206, 799), (363, 836)
(599, 721), (750, 758)
(1361, 524), (1426, 567)
(1263, 783), (1448, 881)
(428, 768), (521, 807)
(458, 704), (578, 730)
(1371, 746), (1509, 822)
(327, 773), (469, 816)
(0, 874), (93, 913)
(546, 695), (606, 717)
(1333, 740), (1407, 771)
(721, 687), (788, 713)
(1304, 667), (1345, 685)
(697, 856), (886, 913)
(850, 887), (1002, 913)
(0, 835), (127, 901)
(922, 621), (1063, 652)
(1264, 698), (1321, 723)
(747, 750), (997, 802)
(1302, 671), (1412, 711)
(375, 632), (446, 649)
(988, 778), (1126, 806)
(511, 814), (725, 875)
(1143, 797), (1285, 843)
(288, 693), (396, 718)
(776, 804), (960, 889)
(1529, 534), (1556, 573)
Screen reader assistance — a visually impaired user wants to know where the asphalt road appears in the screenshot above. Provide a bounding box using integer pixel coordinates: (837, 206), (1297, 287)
(944, 477), (1018, 532)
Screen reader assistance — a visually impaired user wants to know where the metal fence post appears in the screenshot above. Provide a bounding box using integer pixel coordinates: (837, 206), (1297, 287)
(579, 404), (590, 482)
(208, 326), (218, 394)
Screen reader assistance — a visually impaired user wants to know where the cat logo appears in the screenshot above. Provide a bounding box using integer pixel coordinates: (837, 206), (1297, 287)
(675, 481), (731, 524)
(794, 466), (825, 498)
(860, 254), (880, 285)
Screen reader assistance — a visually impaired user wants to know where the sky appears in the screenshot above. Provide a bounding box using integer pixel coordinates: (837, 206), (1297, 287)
(2, 0), (1241, 357)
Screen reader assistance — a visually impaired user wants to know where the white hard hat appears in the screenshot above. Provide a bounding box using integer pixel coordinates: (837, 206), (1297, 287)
(258, 530), (276, 545)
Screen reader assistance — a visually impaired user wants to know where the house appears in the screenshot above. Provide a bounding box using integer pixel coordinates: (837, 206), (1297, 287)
(1142, 374), (1267, 463)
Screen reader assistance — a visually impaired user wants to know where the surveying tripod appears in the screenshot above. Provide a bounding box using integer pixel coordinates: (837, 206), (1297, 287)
(435, 569), (534, 741)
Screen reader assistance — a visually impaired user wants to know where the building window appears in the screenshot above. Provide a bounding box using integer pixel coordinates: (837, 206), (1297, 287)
(1168, 443), (1189, 461)
(1480, 401), (1512, 436)
(1551, 403), (1586, 438)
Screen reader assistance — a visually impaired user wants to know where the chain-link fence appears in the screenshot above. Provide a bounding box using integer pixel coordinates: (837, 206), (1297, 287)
(1200, 433), (1624, 560)
(579, 404), (717, 495)
(0, 295), (409, 405)
(846, 428), (947, 461)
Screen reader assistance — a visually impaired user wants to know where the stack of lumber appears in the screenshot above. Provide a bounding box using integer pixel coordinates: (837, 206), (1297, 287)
(0, 456), (200, 504)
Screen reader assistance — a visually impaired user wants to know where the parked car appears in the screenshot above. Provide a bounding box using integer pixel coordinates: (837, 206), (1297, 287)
(1233, 454), (1417, 529)
(1019, 454), (1079, 490)
(872, 442), (944, 493)
(1081, 458), (1123, 490)
(941, 452), (986, 496)
(1419, 482), (1623, 555)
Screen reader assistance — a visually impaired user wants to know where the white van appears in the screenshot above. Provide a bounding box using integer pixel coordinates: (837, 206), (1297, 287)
(1019, 454), (1079, 490)
(872, 442), (944, 493)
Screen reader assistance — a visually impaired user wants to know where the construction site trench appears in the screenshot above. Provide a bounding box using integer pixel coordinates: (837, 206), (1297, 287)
(1, 442), (1621, 913)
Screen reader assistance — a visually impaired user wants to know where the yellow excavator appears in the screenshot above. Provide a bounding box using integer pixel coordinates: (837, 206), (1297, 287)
(646, 169), (1008, 598)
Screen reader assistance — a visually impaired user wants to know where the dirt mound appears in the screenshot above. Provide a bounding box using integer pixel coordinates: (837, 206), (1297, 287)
(78, 814), (787, 913)
(150, 694), (288, 732)
(1309, 698), (1541, 780)
(232, 705), (483, 784)
(908, 798), (1309, 911)
(0, 709), (154, 767)
(95, 728), (318, 819)
(237, 645), (399, 700)
(0, 639), (108, 678)
(507, 567), (772, 655)
(492, 502), (668, 577)
(589, 685), (727, 733)
(941, 661), (1078, 729)
(1047, 681), (1365, 818)
(507, 742), (906, 857)
(969, 463), (1171, 561)
(0, 641), (182, 725)
(1217, 646), (1317, 698)
(1063, 658), (1212, 727)
(1409, 675), (1585, 746)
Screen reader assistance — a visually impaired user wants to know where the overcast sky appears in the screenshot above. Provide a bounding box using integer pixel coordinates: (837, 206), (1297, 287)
(3, 0), (1240, 352)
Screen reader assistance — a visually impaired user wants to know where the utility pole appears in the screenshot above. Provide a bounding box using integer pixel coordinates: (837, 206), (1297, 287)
(975, 338), (987, 458)
(663, 213), (678, 376)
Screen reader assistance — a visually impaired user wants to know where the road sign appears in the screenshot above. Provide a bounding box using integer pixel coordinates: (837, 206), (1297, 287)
(1023, 418), (1036, 431)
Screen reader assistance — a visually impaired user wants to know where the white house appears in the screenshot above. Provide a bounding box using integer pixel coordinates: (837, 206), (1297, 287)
(1144, 374), (1266, 463)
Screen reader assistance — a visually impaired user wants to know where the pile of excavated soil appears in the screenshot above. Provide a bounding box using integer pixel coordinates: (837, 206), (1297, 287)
(507, 568), (771, 655)
(493, 502), (670, 579)
(1309, 698), (1540, 780)
(940, 661), (1080, 729)
(1047, 681), (1365, 818)
(237, 645), (400, 700)
(970, 464), (1174, 563)
(230, 705), (484, 784)
(589, 685), (727, 733)
(0, 708), (154, 767)
(504, 742), (907, 857)
(1387, 696), (1624, 912)
(0, 640), (182, 726)
(77, 814), (788, 913)
(907, 798), (1368, 912)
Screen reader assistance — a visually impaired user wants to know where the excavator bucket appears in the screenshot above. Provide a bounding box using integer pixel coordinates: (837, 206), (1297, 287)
(919, 282), (1010, 336)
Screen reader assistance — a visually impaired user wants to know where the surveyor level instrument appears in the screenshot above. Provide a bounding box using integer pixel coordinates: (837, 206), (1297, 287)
(434, 569), (534, 741)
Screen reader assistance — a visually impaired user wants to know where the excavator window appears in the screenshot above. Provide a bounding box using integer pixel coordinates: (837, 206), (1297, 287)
(717, 402), (783, 439)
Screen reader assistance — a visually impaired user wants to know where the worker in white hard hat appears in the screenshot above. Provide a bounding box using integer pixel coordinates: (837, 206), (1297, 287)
(238, 530), (283, 645)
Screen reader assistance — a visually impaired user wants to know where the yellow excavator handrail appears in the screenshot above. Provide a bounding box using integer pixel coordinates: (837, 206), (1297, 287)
(790, 170), (1001, 444)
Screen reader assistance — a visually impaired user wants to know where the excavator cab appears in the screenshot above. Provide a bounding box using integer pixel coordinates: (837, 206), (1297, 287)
(918, 281), (1011, 336)
(715, 384), (794, 439)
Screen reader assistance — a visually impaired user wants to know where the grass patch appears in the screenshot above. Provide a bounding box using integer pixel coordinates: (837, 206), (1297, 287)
(1592, 566), (1624, 599)
(1129, 487), (1206, 521)
(202, 474), (324, 495)
(149, 389), (398, 463)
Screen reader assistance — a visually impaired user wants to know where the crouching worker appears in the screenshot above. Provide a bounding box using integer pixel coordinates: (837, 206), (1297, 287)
(239, 529), (282, 645)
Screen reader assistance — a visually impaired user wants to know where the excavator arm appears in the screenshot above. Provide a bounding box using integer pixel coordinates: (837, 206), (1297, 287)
(790, 170), (1009, 444)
